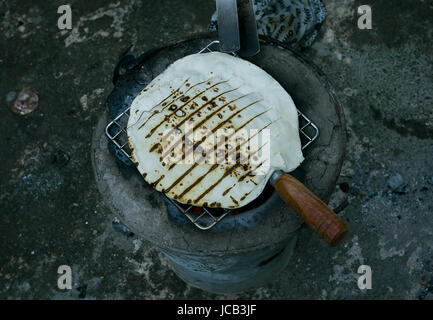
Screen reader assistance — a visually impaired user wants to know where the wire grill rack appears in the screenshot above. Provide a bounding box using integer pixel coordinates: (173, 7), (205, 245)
(105, 40), (319, 230)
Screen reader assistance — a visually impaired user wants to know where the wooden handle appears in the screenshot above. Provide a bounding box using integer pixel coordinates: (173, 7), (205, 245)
(274, 174), (349, 246)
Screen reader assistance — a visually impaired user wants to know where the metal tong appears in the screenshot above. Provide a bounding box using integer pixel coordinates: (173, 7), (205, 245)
(216, 0), (260, 57)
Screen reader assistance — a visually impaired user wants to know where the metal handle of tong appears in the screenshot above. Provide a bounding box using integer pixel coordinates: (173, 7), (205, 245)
(216, 0), (260, 57)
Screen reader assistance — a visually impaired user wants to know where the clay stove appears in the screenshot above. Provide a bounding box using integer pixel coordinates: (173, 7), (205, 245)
(91, 34), (346, 294)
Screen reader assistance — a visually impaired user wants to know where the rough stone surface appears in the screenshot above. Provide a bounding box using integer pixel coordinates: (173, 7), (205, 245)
(1, 0), (432, 299)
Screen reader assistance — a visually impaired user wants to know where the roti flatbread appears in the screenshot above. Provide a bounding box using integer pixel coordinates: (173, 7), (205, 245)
(127, 52), (303, 209)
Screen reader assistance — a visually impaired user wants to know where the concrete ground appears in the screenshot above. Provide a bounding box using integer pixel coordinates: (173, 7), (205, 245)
(0, 0), (432, 299)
